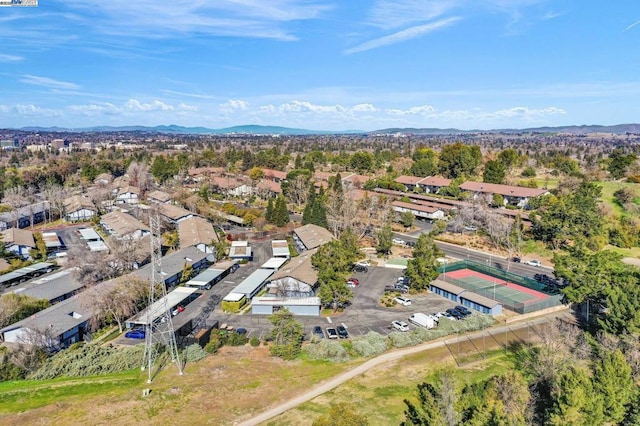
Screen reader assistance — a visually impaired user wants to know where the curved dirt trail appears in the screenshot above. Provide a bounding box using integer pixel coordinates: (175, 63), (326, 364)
(236, 316), (555, 426)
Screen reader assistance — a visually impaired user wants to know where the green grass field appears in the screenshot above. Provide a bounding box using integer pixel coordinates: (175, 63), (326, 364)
(268, 348), (515, 425)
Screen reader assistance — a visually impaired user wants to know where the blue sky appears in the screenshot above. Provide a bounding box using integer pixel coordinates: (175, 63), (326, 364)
(0, 0), (639, 131)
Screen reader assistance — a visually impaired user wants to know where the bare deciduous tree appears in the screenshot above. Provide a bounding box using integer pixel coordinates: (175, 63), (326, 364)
(88, 277), (149, 332)
(126, 162), (152, 195)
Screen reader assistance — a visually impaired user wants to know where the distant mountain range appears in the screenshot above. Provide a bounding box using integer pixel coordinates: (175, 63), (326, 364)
(18, 124), (358, 135)
(14, 123), (640, 135)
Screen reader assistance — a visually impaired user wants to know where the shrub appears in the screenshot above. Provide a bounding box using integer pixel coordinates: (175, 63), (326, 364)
(183, 344), (207, 363)
(226, 332), (248, 346)
(305, 340), (350, 362)
(204, 341), (219, 354)
(250, 336), (260, 347)
(351, 332), (388, 357)
(29, 344), (145, 380)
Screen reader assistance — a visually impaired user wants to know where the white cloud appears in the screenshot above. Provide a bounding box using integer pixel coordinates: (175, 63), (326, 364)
(278, 100), (346, 113)
(68, 102), (121, 116)
(20, 74), (80, 90)
(368, 0), (457, 29)
(387, 105), (436, 115)
(0, 103), (62, 117)
(624, 19), (640, 32)
(221, 99), (249, 111)
(352, 103), (378, 112)
(0, 54), (24, 62)
(125, 99), (174, 111)
(62, 0), (332, 41)
(344, 17), (462, 54)
(178, 103), (198, 112)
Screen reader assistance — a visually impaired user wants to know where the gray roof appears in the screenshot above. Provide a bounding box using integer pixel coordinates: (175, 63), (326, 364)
(459, 291), (502, 308)
(131, 246), (208, 283)
(0, 262), (55, 285)
(232, 269), (274, 297)
(430, 279), (466, 295)
(186, 268), (225, 286)
(127, 286), (198, 326)
(293, 224), (334, 250)
(0, 292), (94, 338)
(11, 269), (84, 302)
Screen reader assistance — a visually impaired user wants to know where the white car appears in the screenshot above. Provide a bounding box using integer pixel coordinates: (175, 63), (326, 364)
(392, 320), (410, 332)
(395, 296), (412, 306)
(526, 259), (542, 267)
(392, 238), (406, 245)
(355, 260), (371, 267)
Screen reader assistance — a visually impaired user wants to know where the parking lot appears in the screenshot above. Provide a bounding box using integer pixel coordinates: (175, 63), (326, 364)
(215, 264), (471, 340)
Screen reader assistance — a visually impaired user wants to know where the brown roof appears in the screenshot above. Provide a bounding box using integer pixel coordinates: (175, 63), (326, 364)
(257, 180), (282, 194)
(210, 176), (246, 190)
(146, 190), (171, 203)
(459, 181), (548, 198)
(342, 174), (371, 186)
(420, 176), (452, 187)
(261, 169), (287, 181)
(294, 224), (335, 250)
(395, 175), (424, 185)
(178, 216), (218, 248)
(157, 203), (195, 221)
(117, 185), (140, 196)
(0, 228), (35, 248)
(64, 195), (96, 213)
(100, 211), (149, 236)
(392, 200), (440, 214)
(270, 248), (318, 286)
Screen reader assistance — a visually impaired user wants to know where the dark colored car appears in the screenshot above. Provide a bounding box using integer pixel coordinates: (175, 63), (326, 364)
(454, 305), (472, 316)
(326, 327), (338, 339)
(312, 326), (325, 339)
(336, 325), (349, 339)
(446, 308), (465, 320)
(511, 256), (521, 263)
(125, 329), (145, 339)
(236, 327), (247, 335)
(353, 264), (368, 273)
(384, 285), (399, 292)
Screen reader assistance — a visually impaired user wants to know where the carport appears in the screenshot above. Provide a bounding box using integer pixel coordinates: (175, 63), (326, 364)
(125, 286), (198, 327)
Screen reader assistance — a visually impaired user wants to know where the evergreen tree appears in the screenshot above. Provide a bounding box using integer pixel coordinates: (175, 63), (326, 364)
(404, 234), (441, 291)
(483, 159), (506, 184)
(402, 383), (446, 426)
(376, 224), (393, 255)
(592, 349), (635, 423)
(265, 197), (274, 223)
(302, 184), (316, 225)
(274, 195), (290, 227)
(547, 366), (604, 426)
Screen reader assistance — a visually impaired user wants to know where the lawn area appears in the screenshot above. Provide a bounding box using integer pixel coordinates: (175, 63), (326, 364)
(0, 345), (355, 426)
(267, 347), (515, 425)
(598, 180), (640, 216)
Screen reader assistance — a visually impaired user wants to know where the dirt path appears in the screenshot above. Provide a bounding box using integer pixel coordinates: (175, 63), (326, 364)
(237, 311), (567, 426)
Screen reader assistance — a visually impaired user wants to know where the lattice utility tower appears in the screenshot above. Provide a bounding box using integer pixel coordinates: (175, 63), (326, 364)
(142, 214), (183, 383)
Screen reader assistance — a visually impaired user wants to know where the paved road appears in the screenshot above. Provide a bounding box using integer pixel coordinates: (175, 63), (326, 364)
(237, 310), (569, 426)
(394, 231), (554, 279)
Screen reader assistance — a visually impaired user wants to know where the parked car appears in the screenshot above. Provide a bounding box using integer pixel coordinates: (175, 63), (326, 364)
(405, 241), (416, 248)
(336, 325), (349, 338)
(446, 308), (465, 320)
(347, 278), (360, 286)
(392, 238), (406, 245)
(236, 327), (247, 335)
(171, 305), (185, 316)
(353, 264), (368, 273)
(312, 326), (325, 339)
(392, 320), (410, 332)
(355, 260), (371, 267)
(395, 283), (410, 292)
(526, 259), (542, 267)
(511, 256), (521, 263)
(125, 329), (145, 339)
(326, 327), (338, 339)
(454, 305), (472, 317)
(441, 311), (457, 321)
(464, 225), (478, 232)
(395, 296), (412, 306)
(397, 276), (410, 285)
(384, 284), (399, 292)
